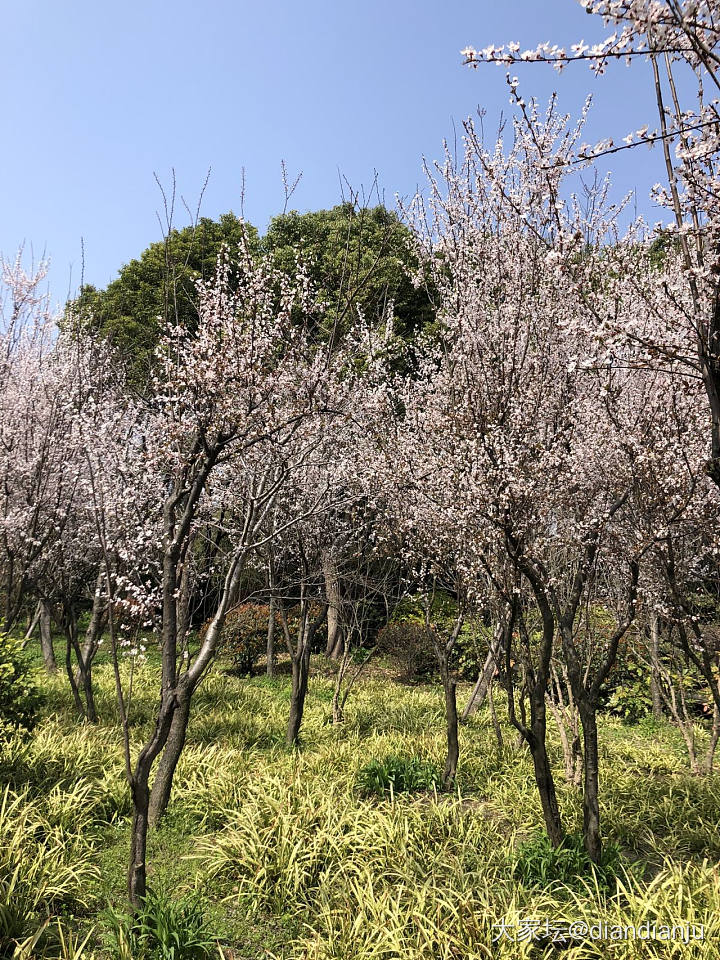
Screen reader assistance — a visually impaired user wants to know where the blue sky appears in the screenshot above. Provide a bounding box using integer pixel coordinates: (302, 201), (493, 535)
(2, 0), (669, 305)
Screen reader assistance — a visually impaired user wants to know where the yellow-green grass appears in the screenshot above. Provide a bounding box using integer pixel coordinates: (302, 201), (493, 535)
(3, 655), (720, 958)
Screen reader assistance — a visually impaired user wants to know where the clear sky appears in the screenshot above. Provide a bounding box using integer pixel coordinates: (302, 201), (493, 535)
(2, 0), (670, 306)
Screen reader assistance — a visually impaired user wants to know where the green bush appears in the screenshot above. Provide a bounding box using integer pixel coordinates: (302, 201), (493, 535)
(0, 634), (42, 741)
(218, 604), (269, 676)
(356, 754), (441, 797)
(602, 660), (653, 723)
(104, 887), (216, 960)
(514, 832), (626, 891)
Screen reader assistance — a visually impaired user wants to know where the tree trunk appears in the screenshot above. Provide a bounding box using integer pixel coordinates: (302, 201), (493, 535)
(488, 677), (503, 748)
(705, 702), (720, 775)
(529, 689), (564, 847)
(25, 604), (40, 639)
(65, 635), (85, 718)
(442, 665), (459, 788)
(287, 643), (311, 745)
(530, 737), (564, 847)
(148, 695), (192, 825)
(266, 596), (276, 678)
(128, 771), (151, 909)
(461, 624), (502, 722)
(81, 663), (98, 723)
(39, 600), (57, 674)
(323, 553), (344, 659)
(580, 703), (602, 864)
(332, 638), (350, 724)
(650, 612), (663, 721)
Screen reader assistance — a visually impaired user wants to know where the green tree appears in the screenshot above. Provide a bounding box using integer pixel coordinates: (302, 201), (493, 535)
(66, 213), (258, 377)
(263, 203), (435, 355)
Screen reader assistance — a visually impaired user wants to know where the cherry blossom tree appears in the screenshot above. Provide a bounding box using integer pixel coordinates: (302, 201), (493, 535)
(463, 0), (720, 490)
(379, 97), (689, 861)
(76, 230), (366, 907)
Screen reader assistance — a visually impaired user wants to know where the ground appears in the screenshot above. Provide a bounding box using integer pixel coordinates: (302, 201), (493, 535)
(3, 648), (720, 959)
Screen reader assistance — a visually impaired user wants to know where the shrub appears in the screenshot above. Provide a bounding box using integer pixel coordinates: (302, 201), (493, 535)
(0, 634), (42, 741)
(514, 832), (626, 891)
(602, 660), (653, 723)
(356, 754), (441, 797)
(377, 592), (488, 681)
(376, 623), (437, 680)
(219, 604), (270, 676)
(104, 887), (216, 960)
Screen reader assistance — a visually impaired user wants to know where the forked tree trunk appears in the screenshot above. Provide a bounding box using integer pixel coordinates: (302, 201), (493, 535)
(548, 664), (583, 787)
(65, 634), (86, 718)
(127, 687), (178, 909)
(148, 696), (192, 825)
(461, 624), (502, 723)
(505, 592), (564, 848)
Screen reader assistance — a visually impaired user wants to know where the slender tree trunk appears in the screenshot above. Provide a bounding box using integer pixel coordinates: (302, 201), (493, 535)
(75, 587), (106, 724)
(323, 553), (344, 659)
(65, 635), (85, 718)
(81, 664), (98, 723)
(529, 699), (564, 848)
(332, 637), (350, 724)
(39, 600), (57, 674)
(705, 702), (720, 775)
(266, 596), (276, 678)
(127, 685), (179, 908)
(650, 612), (663, 721)
(579, 702), (602, 864)
(461, 668), (487, 724)
(148, 695), (192, 825)
(23, 603), (40, 643)
(462, 622), (504, 722)
(128, 770), (151, 907)
(488, 677), (503, 748)
(441, 663), (459, 788)
(287, 643), (311, 745)
(548, 664), (582, 786)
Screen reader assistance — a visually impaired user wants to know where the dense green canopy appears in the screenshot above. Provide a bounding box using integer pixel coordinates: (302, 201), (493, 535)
(66, 213), (256, 377)
(66, 205), (434, 377)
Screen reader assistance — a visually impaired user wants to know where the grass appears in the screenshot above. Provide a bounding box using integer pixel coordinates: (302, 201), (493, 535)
(3, 651), (720, 957)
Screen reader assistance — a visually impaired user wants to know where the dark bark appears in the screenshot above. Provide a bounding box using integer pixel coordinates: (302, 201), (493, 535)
(280, 595), (327, 746)
(148, 695), (191, 825)
(287, 641), (311, 745)
(580, 704), (601, 864)
(266, 596), (276, 678)
(503, 587), (564, 847)
(64, 634), (85, 718)
(128, 692), (178, 909)
(529, 691), (564, 846)
(128, 778), (150, 906)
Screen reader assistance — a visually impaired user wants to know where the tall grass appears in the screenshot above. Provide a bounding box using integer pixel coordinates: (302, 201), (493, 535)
(4, 657), (720, 957)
